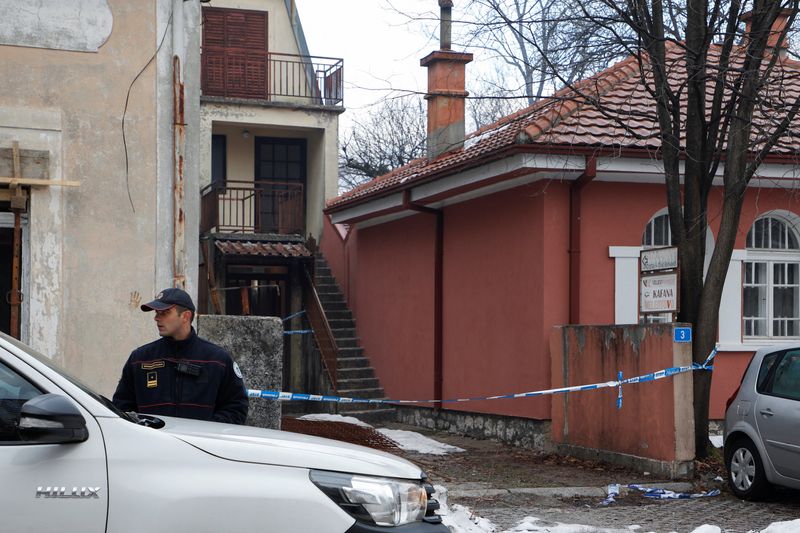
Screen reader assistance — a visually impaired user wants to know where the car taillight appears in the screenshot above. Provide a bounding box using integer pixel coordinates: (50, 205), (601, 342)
(726, 384), (741, 412)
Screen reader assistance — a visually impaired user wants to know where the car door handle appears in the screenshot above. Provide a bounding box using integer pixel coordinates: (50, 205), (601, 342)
(759, 409), (774, 417)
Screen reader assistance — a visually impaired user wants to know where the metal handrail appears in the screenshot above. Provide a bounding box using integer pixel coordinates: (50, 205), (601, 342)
(200, 180), (304, 235)
(201, 50), (344, 106)
(303, 267), (338, 391)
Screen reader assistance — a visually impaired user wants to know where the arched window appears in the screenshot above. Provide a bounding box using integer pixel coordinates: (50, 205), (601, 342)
(642, 213), (672, 248)
(746, 215), (800, 250)
(744, 213), (800, 338)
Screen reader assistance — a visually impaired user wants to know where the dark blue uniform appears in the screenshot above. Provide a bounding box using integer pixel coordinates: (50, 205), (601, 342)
(112, 329), (249, 424)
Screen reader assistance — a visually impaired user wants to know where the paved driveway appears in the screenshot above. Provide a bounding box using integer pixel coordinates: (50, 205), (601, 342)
(449, 489), (800, 532)
(383, 423), (800, 533)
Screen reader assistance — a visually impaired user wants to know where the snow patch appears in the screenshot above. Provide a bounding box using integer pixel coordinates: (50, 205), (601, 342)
(689, 526), (721, 533)
(377, 428), (465, 455)
(297, 414), (373, 427)
(761, 520), (800, 532)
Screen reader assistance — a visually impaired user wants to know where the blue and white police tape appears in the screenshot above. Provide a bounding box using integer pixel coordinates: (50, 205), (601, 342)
(282, 310), (306, 322)
(247, 347), (718, 406)
(283, 329), (313, 335)
(600, 484), (719, 505)
(628, 484), (720, 499)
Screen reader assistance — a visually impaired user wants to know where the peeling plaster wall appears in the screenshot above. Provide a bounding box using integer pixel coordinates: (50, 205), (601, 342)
(0, 0), (114, 52)
(0, 0), (201, 396)
(0, 107), (62, 360)
(199, 103), (339, 240)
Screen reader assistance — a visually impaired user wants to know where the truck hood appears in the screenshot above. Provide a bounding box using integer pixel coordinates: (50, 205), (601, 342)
(158, 416), (423, 479)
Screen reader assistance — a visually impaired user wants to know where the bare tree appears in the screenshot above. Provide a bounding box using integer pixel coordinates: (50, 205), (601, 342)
(461, 0), (633, 104)
(467, 66), (521, 129)
(339, 96), (427, 192)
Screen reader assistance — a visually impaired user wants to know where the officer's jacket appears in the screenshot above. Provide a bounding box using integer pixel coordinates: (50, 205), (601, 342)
(112, 329), (249, 424)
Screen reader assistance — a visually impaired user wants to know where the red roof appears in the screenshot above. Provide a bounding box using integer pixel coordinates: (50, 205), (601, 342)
(215, 240), (312, 258)
(328, 44), (800, 211)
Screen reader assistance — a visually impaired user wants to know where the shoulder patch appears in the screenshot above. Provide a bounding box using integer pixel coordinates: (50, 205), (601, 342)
(233, 361), (243, 379)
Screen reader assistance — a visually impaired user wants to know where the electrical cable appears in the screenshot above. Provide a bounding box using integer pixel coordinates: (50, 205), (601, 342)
(121, 8), (174, 214)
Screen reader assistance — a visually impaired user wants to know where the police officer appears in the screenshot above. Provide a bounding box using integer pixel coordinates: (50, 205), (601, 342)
(112, 288), (249, 424)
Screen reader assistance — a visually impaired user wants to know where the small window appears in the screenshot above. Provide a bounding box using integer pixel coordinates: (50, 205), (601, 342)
(769, 351), (800, 401)
(0, 361), (41, 442)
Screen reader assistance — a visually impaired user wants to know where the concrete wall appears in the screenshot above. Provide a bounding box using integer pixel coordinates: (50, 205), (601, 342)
(0, 1), (201, 396)
(197, 314), (282, 429)
(550, 324), (695, 478)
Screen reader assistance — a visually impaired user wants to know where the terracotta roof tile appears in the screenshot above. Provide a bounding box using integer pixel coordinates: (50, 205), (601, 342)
(328, 44), (800, 210)
(215, 240), (312, 258)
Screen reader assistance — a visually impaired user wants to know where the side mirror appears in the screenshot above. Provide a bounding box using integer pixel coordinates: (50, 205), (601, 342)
(17, 394), (88, 444)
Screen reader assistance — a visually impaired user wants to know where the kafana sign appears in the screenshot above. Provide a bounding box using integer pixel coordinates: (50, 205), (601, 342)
(640, 272), (679, 313)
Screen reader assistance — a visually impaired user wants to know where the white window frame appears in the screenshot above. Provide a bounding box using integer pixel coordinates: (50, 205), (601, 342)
(742, 212), (800, 341)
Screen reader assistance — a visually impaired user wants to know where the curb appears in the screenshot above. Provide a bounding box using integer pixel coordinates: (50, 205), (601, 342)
(447, 482), (694, 499)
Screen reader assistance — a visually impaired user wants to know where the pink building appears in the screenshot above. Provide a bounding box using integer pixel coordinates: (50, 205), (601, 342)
(321, 9), (800, 426)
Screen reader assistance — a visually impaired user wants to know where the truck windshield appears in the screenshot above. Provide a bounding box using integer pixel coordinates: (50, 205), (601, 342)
(0, 332), (133, 421)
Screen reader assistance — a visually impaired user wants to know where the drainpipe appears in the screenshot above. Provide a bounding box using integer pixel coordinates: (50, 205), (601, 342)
(568, 156), (597, 324)
(173, 55), (186, 290)
(403, 191), (444, 409)
(171, 0), (187, 290)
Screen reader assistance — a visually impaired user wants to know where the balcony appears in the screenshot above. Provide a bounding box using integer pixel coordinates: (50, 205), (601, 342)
(201, 51), (343, 107)
(201, 180), (305, 236)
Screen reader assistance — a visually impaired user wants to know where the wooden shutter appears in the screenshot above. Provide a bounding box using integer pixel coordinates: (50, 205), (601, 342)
(202, 7), (268, 98)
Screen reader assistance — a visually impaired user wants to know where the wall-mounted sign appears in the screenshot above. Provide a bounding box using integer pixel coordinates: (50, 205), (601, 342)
(640, 246), (678, 272)
(640, 272), (678, 313)
(674, 326), (692, 343)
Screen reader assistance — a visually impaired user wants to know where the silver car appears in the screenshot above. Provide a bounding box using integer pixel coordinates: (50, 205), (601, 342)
(724, 345), (800, 499)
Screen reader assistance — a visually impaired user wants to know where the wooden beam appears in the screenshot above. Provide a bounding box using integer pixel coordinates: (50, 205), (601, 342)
(0, 189), (10, 201)
(0, 177), (80, 187)
(0, 147), (49, 180)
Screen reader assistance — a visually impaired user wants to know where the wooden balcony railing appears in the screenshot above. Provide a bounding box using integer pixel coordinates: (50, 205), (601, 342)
(202, 51), (343, 106)
(201, 180), (304, 235)
(303, 267), (338, 391)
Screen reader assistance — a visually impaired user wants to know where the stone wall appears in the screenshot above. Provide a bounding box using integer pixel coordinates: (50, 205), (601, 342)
(197, 315), (282, 429)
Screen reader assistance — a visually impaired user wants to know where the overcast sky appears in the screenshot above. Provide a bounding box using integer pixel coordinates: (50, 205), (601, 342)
(294, 0), (446, 127)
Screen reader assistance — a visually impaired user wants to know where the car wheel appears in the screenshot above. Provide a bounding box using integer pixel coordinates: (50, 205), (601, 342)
(725, 437), (770, 500)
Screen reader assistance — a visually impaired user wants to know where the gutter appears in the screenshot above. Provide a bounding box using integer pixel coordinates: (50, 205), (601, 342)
(568, 156), (597, 324)
(402, 190), (444, 409)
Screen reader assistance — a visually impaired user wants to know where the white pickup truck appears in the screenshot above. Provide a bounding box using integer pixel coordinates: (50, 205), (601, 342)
(0, 333), (448, 533)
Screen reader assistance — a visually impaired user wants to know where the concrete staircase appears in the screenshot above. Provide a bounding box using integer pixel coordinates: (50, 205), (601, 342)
(313, 254), (396, 424)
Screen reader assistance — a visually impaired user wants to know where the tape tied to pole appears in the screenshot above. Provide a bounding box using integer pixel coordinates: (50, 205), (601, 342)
(248, 347), (719, 406)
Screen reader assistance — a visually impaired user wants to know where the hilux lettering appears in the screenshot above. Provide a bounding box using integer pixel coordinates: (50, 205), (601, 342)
(36, 487), (101, 499)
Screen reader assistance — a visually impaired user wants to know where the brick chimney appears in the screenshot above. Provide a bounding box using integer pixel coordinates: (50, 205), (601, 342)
(421, 0), (473, 160)
(741, 8), (794, 57)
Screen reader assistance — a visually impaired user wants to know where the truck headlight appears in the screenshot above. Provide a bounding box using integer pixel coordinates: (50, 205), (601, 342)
(310, 470), (427, 527)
